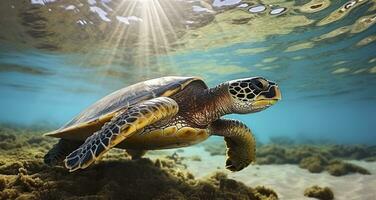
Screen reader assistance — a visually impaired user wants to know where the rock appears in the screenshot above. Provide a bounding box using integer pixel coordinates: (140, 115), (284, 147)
(254, 186), (278, 200)
(0, 126), (280, 200)
(326, 160), (371, 176)
(304, 185), (334, 200)
(0, 176), (7, 190)
(299, 155), (328, 173)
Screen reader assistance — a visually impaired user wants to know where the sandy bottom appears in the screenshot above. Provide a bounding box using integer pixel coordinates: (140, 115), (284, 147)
(149, 146), (376, 200)
(1, 127), (375, 200)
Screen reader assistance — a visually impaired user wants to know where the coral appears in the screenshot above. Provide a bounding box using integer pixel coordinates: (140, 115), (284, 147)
(326, 160), (371, 176)
(0, 188), (19, 200)
(256, 155), (285, 165)
(0, 126), (279, 200)
(15, 173), (44, 192)
(204, 142), (375, 176)
(257, 145), (286, 159)
(304, 185), (334, 200)
(299, 156), (328, 173)
(203, 172), (278, 200)
(0, 176), (7, 190)
(254, 186), (278, 200)
(0, 133), (17, 141)
(326, 145), (374, 160)
(1, 125), (373, 200)
(0, 160), (46, 176)
(0, 126), (54, 152)
(0, 162), (24, 175)
(14, 194), (39, 200)
(0, 131), (21, 150)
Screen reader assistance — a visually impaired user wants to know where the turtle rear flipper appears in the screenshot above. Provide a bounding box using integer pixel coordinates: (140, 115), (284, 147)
(64, 97), (179, 172)
(44, 139), (82, 166)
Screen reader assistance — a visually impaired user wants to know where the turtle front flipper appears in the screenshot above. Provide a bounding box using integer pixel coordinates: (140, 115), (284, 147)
(64, 97), (179, 172)
(209, 119), (256, 172)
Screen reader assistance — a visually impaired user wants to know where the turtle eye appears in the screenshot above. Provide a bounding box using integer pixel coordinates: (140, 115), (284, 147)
(252, 78), (268, 90)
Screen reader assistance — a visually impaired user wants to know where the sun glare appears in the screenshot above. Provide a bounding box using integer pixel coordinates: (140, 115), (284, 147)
(101, 0), (183, 70)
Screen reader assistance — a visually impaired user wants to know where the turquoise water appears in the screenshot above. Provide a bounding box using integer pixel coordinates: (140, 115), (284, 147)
(0, 0), (375, 144)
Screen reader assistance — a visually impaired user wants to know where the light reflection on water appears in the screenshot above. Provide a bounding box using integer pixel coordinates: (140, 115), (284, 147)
(0, 0), (375, 144)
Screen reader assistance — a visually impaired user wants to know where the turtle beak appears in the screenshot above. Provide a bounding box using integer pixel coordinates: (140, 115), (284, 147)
(273, 86), (282, 101)
(252, 85), (281, 108)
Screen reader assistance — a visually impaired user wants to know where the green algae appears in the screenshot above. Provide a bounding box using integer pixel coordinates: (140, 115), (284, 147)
(0, 127), (278, 200)
(304, 185), (334, 200)
(258, 144), (372, 176)
(203, 140), (374, 176)
(326, 160), (371, 176)
(299, 156), (328, 173)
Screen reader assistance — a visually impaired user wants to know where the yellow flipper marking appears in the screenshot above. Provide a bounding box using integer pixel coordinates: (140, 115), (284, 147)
(64, 97), (179, 172)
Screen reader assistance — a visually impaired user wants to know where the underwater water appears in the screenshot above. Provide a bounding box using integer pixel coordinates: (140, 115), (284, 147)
(0, 0), (376, 199)
(1, 0), (375, 144)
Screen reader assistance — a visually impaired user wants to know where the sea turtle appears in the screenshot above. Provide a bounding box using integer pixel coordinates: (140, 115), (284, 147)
(44, 76), (281, 172)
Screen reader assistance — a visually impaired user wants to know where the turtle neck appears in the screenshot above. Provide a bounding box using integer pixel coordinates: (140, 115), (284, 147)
(192, 83), (233, 126)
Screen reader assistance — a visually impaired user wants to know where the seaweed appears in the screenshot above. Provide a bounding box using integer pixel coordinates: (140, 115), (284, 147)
(0, 127), (278, 200)
(0, 157), (278, 200)
(304, 185), (334, 200)
(0, 189), (19, 200)
(326, 160), (371, 176)
(254, 186), (278, 200)
(299, 156), (328, 173)
(0, 177), (7, 191)
(202, 141), (375, 176)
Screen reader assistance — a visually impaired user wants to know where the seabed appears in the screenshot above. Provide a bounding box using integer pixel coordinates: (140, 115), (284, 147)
(0, 126), (375, 200)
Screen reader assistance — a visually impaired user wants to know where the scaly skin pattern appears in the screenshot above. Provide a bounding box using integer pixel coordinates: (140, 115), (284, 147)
(209, 119), (256, 171)
(62, 77), (281, 172)
(64, 97), (179, 172)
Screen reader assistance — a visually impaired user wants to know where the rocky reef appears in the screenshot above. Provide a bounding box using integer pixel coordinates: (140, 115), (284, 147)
(325, 160), (371, 176)
(304, 185), (334, 200)
(203, 138), (374, 176)
(0, 126), (278, 200)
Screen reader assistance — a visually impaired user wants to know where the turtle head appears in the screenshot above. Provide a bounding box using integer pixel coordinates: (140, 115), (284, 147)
(227, 77), (281, 114)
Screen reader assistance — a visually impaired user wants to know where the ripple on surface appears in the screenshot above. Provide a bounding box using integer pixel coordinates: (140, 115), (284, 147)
(300, 0), (331, 13)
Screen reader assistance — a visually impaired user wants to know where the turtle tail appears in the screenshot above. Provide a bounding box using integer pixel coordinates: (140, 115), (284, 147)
(44, 139), (83, 167)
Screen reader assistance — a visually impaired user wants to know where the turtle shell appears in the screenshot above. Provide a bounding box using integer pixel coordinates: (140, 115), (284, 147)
(45, 76), (206, 140)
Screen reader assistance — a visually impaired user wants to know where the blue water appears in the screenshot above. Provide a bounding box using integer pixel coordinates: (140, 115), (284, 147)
(0, 0), (375, 144)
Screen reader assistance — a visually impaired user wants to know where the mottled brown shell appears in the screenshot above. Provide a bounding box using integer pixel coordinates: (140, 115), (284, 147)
(45, 76), (205, 139)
